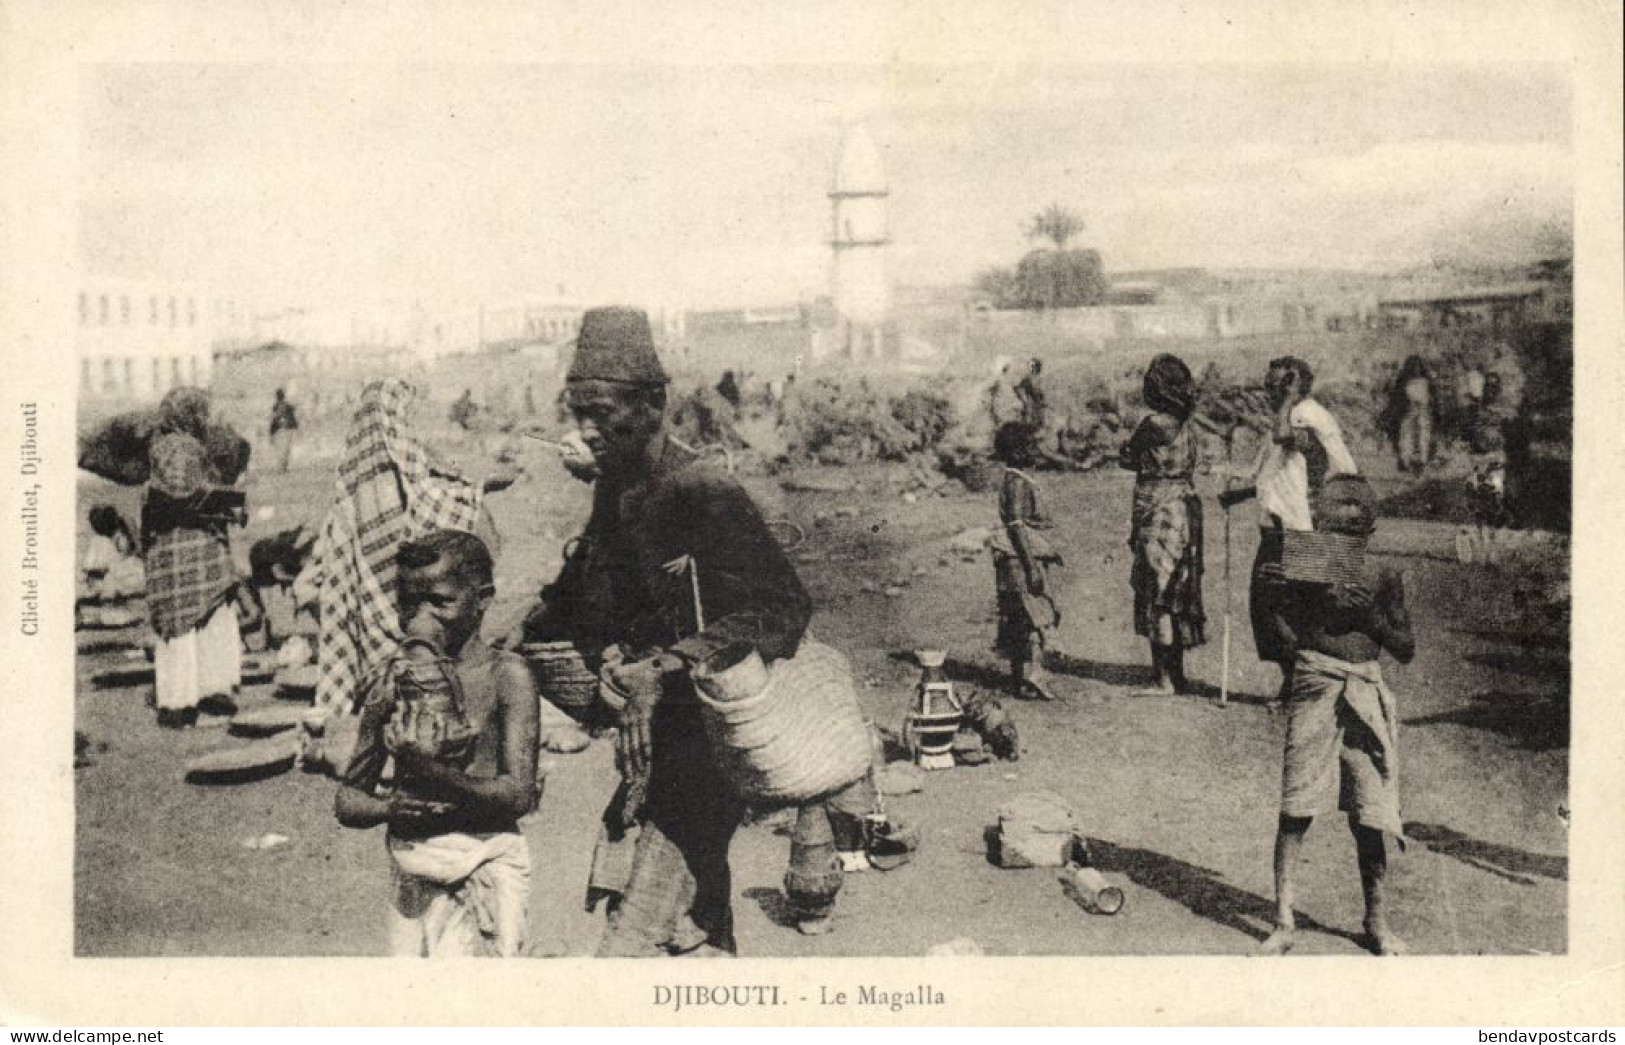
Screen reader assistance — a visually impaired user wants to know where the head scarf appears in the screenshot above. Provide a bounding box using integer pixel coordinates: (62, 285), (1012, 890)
(1143, 354), (1196, 422)
(314, 378), (485, 712)
(157, 387), (211, 440)
(149, 431), (212, 498)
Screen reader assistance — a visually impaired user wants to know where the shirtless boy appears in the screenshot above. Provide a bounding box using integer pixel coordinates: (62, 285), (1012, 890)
(1260, 475), (1414, 956)
(335, 529), (539, 957)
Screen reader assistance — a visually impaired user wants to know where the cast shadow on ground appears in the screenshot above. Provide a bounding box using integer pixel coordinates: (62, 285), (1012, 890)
(1451, 626), (1567, 652)
(743, 886), (800, 929)
(76, 634), (148, 656)
(88, 666), (155, 690)
(1404, 822), (1567, 886)
(922, 650), (1281, 708)
(1083, 838), (1366, 949)
(1378, 480), (1473, 526)
(1404, 689), (1568, 752)
(1045, 651), (1281, 708)
(1460, 648), (1570, 682)
(936, 651), (1152, 702)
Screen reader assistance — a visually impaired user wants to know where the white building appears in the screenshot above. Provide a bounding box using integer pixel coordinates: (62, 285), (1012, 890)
(77, 278), (248, 402)
(829, 126), (891, 361)
(412, 296), (686, 360)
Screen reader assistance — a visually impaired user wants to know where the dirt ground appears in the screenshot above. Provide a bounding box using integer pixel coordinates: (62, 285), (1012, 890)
(74, 435), (1569, 958)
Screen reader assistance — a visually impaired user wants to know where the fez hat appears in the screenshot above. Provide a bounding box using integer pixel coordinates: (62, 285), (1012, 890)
(566, 307), (669, 385)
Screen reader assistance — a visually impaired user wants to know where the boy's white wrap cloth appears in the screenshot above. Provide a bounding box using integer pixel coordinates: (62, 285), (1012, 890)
(386, 831), (531, 957)
(1282, 649), (1408, 848)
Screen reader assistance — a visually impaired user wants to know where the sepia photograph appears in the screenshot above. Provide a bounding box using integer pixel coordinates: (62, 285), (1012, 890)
(3, 0), (1621, 1028)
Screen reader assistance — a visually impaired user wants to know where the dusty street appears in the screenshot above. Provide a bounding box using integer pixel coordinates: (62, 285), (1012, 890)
(74, 455), (1569, 958)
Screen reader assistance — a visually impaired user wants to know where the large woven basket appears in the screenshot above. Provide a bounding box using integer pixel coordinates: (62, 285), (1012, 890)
(1281, 530), (1366, 585)
(520, 641), (600, 717)
(691, 637), (872, 806)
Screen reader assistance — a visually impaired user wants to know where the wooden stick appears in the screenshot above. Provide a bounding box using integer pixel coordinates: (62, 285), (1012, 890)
(689, 558), (705, 633)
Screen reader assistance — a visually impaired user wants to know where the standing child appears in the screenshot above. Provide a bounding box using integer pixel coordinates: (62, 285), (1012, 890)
(1259, 475), (1414, 956)
(335, 529), (539, 957)
(990, 422), (1063, 700)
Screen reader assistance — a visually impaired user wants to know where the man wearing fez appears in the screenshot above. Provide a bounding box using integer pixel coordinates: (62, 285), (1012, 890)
(525, 307), (829, 955)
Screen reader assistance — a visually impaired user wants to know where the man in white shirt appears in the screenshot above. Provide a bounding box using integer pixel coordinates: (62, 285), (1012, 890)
(1219, 356), (1360, 676)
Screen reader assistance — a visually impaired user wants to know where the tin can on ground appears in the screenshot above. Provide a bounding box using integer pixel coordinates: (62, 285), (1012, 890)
(1062, 864), (1125, 916)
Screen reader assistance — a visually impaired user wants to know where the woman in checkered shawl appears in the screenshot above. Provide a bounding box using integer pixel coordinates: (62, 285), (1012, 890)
(1119, 354), (1206, 695)
(143, 388), (249, 728)
(310, 380), (492, 717)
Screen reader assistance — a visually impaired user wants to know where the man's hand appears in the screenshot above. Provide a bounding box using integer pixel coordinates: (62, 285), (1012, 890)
(606, 653), (684, 777)
(616, 702), (654, 777)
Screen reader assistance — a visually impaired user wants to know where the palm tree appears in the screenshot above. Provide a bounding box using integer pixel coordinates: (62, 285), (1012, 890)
(1025, 203), (1085, 251)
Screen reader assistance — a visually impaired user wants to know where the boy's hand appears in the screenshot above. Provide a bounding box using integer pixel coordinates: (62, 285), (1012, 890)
(387, 793), (453, 828)
(1332, 582), (1375, 613)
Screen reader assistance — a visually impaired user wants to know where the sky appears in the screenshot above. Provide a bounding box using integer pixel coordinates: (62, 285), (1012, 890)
(78, 62), (1572, 311)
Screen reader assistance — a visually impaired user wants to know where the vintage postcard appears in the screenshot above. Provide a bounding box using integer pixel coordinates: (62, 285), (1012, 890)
(1, 0), (1620, 1027)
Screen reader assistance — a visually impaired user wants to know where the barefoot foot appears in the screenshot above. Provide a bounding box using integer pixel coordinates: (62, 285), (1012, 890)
(1257, 927), (1297, 956)
(1363, 924), (1407, 956)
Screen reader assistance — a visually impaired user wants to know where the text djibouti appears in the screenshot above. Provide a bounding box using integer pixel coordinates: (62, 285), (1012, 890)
(20, 402), (41, 636)
(653, 984), (782, 1012)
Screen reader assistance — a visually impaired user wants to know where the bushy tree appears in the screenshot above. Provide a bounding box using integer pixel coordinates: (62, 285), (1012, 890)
(1013, 247), (1108, 309)
(976, 203), (1108, 309)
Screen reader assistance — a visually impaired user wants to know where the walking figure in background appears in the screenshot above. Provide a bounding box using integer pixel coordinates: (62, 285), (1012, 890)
(990, 422), (1063, 701)
(1015, 357), (1048, 431)
(1257, 476), (1413, 957)
(1119, 354), (1206, 695)
(715, 369), (741, 409)
(1381, 356), (1435, 474)
(449, 389), (477, 431)
(269, 387), (299, 473)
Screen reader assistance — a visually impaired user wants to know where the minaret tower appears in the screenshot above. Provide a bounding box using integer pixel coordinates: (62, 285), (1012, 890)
(829, 126), (890, 361)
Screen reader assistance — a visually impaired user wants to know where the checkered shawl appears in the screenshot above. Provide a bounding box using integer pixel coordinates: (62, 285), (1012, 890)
(143, 431), (239, 640)
(145, 524), (237, 641)
(314, 380), (483, 712)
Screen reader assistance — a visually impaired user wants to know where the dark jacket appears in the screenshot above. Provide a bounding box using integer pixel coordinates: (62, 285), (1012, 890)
(527, 436), (811, 669)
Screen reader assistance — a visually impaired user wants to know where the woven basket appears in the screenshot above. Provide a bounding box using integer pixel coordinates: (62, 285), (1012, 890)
(691, 637), (872, 806)
(1281, 530), (1366, 585)
(520, 641), (600, 716)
